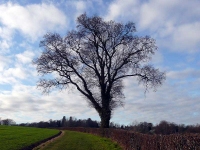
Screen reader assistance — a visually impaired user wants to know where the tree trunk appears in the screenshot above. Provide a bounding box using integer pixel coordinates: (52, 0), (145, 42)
(100, 109), (111, 128)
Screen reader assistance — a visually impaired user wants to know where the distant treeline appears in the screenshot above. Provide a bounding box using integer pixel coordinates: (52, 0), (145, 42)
(18, 118), (200, 135)
(18, 116), (99, 128)
(1, 117), (200, 135)
(125, 120), (200, 135)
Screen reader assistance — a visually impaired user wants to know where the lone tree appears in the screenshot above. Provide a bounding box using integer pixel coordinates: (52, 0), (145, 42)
(33, 14), (165, 128)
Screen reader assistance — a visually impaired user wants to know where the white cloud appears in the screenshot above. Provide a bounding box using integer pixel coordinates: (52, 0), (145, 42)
(3, 67), (27, 80)
(0, 75), (18, 84)
(0, 27), (13, 53)
(0, 2), (67, 86)
(150, 51), (163, 65)
(172, 22), (200, 52)
(139, 0), (200, 53)
(0, 84), (99, 123)
(167, 68), (200, 79)
(0, 27), (13, 41)
(139, 0), (200, 30)
(0, 2), (67, 40)
(0, 40), (10, 50)
(112, 76), (200, 125)
(74, 1), (86, 17)
(0, 50), (36, 84)
(105, 0), (140, 21)
(105, 0), (200, 53)
(16, 50), (35, 64)
(65, 0), (101, 20)
(0, 55), (11, 71)
(0, 55), (17, 84)
(139, 0), (179, 30)
(75, 1), (85, 10)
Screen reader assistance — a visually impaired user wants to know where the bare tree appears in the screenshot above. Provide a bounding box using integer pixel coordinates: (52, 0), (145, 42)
(1, 119), (16, 125)
(33, 14), (165, 128)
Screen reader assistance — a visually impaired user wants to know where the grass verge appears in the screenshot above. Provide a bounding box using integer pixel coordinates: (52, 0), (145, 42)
(0, 125), (60, 150)
(41, 130), (122, 150)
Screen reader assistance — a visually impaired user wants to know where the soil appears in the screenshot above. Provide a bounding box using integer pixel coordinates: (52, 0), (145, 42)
(32, 130), (65, 150)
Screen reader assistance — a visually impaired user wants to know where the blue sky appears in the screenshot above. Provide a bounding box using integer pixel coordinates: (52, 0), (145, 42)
(0, 0), (200, 125)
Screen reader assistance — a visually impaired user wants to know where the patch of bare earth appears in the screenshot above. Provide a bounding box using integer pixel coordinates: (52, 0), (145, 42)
(32, 130), (65, 150)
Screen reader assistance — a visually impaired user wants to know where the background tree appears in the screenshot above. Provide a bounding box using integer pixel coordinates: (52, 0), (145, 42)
(1, 119), (16, 125)
(61, 116), (67, 127)
(33, 13), (165, 128)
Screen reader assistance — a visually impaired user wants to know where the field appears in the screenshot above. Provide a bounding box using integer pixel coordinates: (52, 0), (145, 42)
(0, 125), (60, 150)
(40, 130), (122, 150)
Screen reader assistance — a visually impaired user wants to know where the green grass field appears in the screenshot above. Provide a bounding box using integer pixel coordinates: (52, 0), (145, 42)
(0, 125), (59, 150)
(41, 130), (122, 150)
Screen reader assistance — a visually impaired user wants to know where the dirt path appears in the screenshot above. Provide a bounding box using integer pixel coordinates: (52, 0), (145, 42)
(32, 130), (65, 150)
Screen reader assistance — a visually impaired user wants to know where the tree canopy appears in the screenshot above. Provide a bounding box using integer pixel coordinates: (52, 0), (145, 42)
(33, 13), (165, 128)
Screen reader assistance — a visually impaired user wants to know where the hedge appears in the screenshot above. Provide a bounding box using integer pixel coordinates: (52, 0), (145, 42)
(60, 127), (200, 150)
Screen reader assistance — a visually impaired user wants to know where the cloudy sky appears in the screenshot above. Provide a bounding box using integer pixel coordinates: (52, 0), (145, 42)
(0, 0), (199, 126)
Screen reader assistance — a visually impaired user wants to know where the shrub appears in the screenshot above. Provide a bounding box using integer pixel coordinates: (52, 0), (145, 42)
(60, 127), (200, 150)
